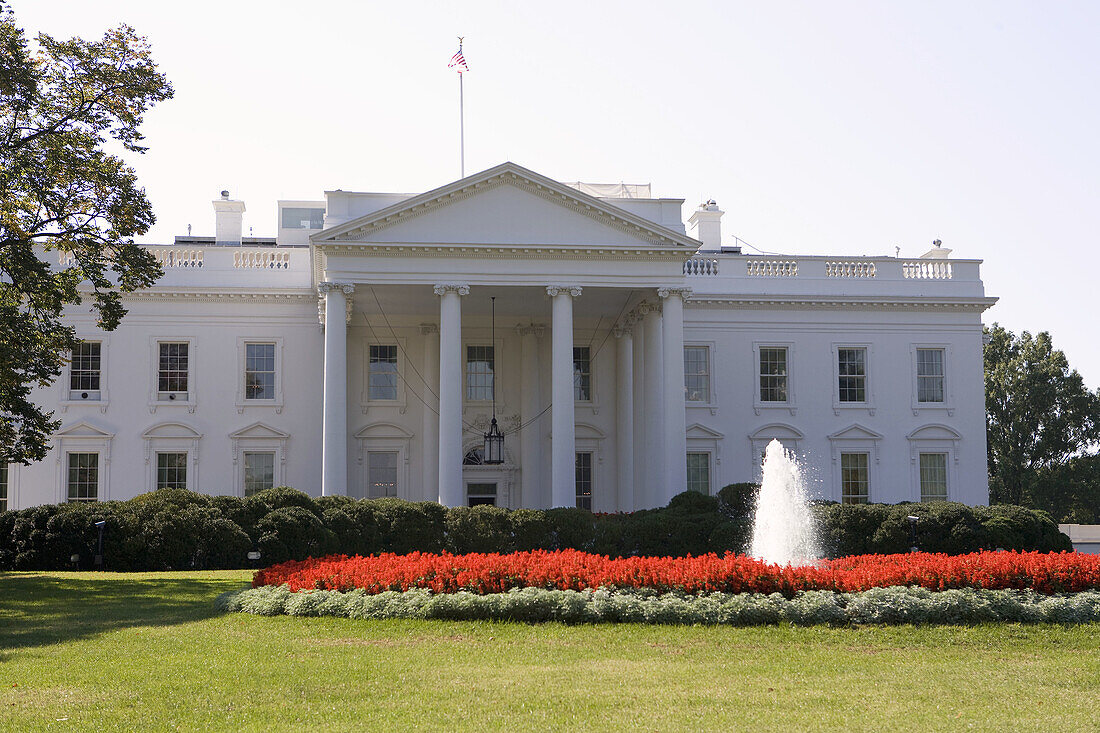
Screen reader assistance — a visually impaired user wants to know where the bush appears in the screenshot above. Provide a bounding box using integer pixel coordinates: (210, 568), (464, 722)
(717, 483), (759, 520)
(255, 507), (336, 566)
(446, 505), (512, 554)
(369, 498), (446, 554)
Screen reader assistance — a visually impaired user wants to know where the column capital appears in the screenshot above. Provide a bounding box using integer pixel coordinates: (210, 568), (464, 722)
(420, 323), (440, 335)
(638, 300), (662, 317)
(433, 283), (470, 297)
(657, 286), (693, 301)
(515, 323), (546, 338)
(318, 281), (355, 296)
(546, 285), (582, 298)
(613, 325), (633, 338)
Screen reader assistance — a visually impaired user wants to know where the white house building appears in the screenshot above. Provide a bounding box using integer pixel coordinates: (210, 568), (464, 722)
(2, 162), (997, 511)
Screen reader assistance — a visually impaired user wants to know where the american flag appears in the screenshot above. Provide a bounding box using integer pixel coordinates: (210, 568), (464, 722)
(448, 48), (469, 73)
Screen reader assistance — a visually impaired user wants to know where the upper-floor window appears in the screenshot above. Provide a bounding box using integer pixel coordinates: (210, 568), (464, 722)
(916, 348), (945, 403)
(575, 452), (593, 510)
(919, 453), (948, 501)
(158, 342), (189, 399)
(838, 348), (867, 403)
(686, 452), (711, 494)
(156, 452), (187, 490)
(67, 453), (98, 502)
(243, 452), (275, 496)
(369, 345), (399, 400)
(69, 341), (102, 400)
(466, 345), (494, 401)
(684, 346), (710, 402)
(573, 347), (591, 401)
(244, 343), (276, 400)
(840, 452), (869, 504)
(759, 347), (788, 402)
(280, 207), (325, 230)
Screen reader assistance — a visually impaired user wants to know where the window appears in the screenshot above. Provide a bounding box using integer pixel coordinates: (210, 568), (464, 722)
(684, 346), (710, 402)
(573, 347), (591, 401)
(916, 348), (945, 403)
(759, 347), (788, 402)
(280, 207), (325, 230)
(466, 345), (494, 401)
(919, 453), (948, 502)
(369, 345), (399, 400)
(69, 341), (102, 400)
(686, 452), (711, 494)
(467, 482), (497, 507)
(575, 452), (593, 510)
(67, 453), (98, 502)
(158, 342), (189, 398)
(840, 453), (869, 504)
(838, 348), (866, 403)
(368, 451), (398, 498)
(0, 463), (7, 511)
(243, 452), (275, 496)
(155, 452), (188, 490)
(244, 343), (276, 400)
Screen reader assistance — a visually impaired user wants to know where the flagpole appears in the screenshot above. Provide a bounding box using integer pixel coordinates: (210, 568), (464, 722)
(459, 68), (465, 178)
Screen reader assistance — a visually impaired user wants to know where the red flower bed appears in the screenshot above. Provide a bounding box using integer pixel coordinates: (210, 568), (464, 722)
(252, 550), (1100, 596)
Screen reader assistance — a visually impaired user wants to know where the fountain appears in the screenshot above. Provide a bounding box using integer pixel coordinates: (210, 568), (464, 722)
(750, 439), (820, 566)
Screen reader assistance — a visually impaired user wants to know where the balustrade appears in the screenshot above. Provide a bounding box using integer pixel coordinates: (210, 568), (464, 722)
(901, 260), (953, 280)
(745, 259), (798, 277)
(825, 261), (876, 278)
(683, 257), (719, 275)
(234, 250), (291, 269)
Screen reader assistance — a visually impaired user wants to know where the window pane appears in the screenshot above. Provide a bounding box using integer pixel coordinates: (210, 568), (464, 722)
(158, 342), (189, 393)
(684, 346), (710, 402)
(919, 453), (948, 501)
(466, 345), (494, 401)
(840, 453), (869, 504)
(67, 453), (98, 501)
(156, 452), (188, 490)
(838, 348), (866, 403)
(917, 349), (945, 403)
(368, 344), (399, 400)
(244, 452), (276, 496)
(686, 452), (710, 494)
(70, 342), (102, 391)
(368, 451), (398, 498)
(0, 463), (7, 511)
(759, 347), (788, 402)
(245, 342), (276, 400)
(280, 207), (325, 229)
(573, 347), (591, 401)
(575, 452), (592, 510)
(467, 482), (497, 507)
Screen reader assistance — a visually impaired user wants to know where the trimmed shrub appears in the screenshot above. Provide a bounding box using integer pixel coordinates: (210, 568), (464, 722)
(446, 505), (512, 554)
(368, 498), (446, 554)
(509, 508), (554, 551)
(545, 507), (597, 551)
(255, 507), (336, 566)
(717, 482), (759, 520)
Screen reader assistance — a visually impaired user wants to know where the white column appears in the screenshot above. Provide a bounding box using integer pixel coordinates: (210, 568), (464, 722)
(321, 282), (353, 496)
(420, 323), (440, 502)
(659, 287), (691, 502)
(642, 302), (665, 508)
(435, 284), (468, 507)
(548, 285), (581, 508)
(615, 326), (634, 512)
(518, 324), (544, 508)
(631, 316), (646, 509)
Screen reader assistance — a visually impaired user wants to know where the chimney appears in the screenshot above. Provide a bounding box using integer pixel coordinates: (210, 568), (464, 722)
(687, 199), (723, 251)
(212, 190), (246, 245)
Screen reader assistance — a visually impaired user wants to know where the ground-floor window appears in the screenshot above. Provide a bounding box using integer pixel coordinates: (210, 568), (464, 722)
(368, 451), (398, 498)
(156, 452), (188, 490)
(575, 452), (593, 510)
(919, 453), (948, 502)
(467, 482), (497, 507)
(67, 453), (98, 502)
(840, 452), (869, 504)
(243, 452), (276, 496)
(0, 463), (7, 511)
(686, 452), (711, 494)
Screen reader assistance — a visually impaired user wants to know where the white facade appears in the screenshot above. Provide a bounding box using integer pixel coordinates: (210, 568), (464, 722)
(5, 163), (996, 511)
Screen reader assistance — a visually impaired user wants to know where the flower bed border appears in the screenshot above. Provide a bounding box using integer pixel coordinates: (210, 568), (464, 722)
(217, 585), (1100, 626)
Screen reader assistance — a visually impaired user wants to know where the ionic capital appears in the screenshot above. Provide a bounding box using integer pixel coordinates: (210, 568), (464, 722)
(420, 323), (440, 336)
(433, 283), (470, 297)
(638, 300), (662, 316)
(546, 285), (582, 298)
(657, 286), (693, 301)
(318, 281), (356, 297)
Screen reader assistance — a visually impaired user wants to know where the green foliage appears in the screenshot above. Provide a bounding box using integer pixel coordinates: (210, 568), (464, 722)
(984, 324), (1100, 508)
(445, 505), (512, 554)
(368, 498), (446, 554)
(545, 507), (597, 551)
(717, 482), (759, 519)
(0, 7), (172, 463)
(255, 507), (336, 566)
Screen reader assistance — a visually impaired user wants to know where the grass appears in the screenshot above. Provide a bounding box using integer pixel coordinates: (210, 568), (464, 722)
(1, 572), (1099, 731)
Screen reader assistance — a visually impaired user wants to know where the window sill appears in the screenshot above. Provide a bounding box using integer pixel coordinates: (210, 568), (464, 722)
(832, 403), (877, 416)
(59, 399), (109, 414)
(148, 400), (197, 414)
(236, 400), (284, 415)
(753, 403), (797, 416)
(686, 401), (718, 416)
(910, 403), (954, 417)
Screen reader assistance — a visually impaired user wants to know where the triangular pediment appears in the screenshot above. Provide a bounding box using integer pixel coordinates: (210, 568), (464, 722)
(55, 421), (114, 439)
(312, 162), (699, 251)
(828, 423), (884, 441)
(749, 423), (804, 441)
(229, 421), (290, 440)
(687, 423), (724, 439)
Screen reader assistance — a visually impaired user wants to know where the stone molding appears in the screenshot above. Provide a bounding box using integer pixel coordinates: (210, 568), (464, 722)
(317, 282), (355, 296)
(658, 286), (693, 301)
(546, 285), (582, 298)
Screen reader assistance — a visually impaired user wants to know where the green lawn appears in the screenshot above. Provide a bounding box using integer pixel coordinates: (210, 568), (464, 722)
(2, 572), (1100, 731)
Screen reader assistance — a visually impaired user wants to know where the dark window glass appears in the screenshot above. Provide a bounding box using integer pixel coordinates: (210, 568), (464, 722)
(369, 345), (399, 400)
(245, 343), (276, 400)
(575, 452), (593, 510)
(573, 347), (591, 401)
(838, 348), (866, 403)
(158, 342), (189, 393)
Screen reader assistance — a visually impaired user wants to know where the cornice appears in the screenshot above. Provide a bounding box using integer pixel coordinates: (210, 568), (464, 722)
(686, 295), (999, 312)
(120, 289), (315, 303)
(314, 242), (693, 260)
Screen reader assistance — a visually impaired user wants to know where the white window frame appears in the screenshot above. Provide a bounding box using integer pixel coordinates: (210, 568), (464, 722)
(827, 423), (883, 502)
(60, 336), (110, 413)
(832, 343), (875, 414)
(354, 423), (412, 500)
(684, 341), (718, 414)
(53, 421), (114, 503)
(752, 341), (796, 415)
(575, 450), (594, 510)
(142, 422), (201, 492)
(242, 451), (279, 496)
(686, 451), (713, 495)
(236, 337), (284, 413)
(361, 336), (407, 414)
(573, 423), (605, 510)
(838, 451), (871, 504)
(687, 423), (724, 492)
(154, 451), (190, 490)
(907, 424), (961, 501)
(573, 345), (594, 405)
(463, 337), (506, 411)
(910, 344), (954, 416)
(149, 337), (197, 414)
(230, 422), (289, 497)
(366, 450), (401, 499)
(917, 452), (950, 502)
(749, 423), (803, 481)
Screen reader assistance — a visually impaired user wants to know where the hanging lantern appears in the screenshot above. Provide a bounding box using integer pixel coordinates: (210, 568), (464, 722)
(483, 416), (504, 465)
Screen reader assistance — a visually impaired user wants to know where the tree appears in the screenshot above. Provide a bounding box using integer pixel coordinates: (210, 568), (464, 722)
(985, 323), (1100, 507)
(0, 5), (172, 463)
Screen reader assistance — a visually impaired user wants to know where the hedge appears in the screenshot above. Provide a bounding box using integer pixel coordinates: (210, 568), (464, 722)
(0, 484), (1072, 571)
(215, 584), (1100, 626)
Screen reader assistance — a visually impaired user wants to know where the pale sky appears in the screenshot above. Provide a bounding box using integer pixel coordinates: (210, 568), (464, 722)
(14, 0), (1100, 389)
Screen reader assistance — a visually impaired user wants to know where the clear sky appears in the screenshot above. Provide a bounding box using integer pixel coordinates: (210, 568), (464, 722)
(13, 0), (1100, 389)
